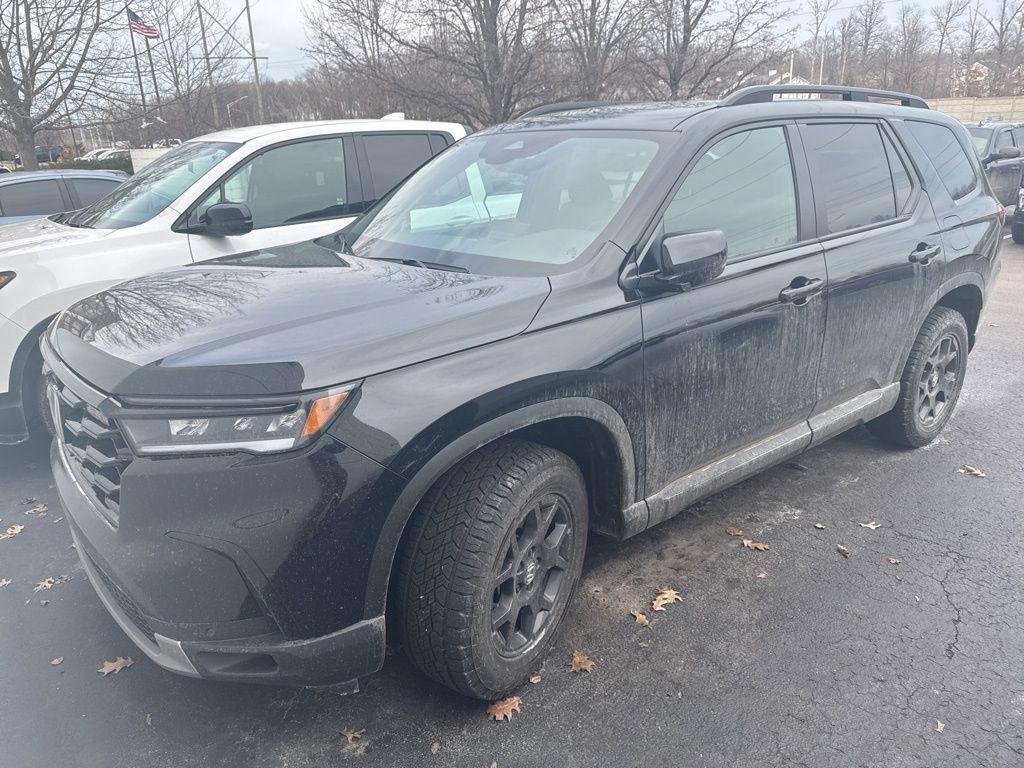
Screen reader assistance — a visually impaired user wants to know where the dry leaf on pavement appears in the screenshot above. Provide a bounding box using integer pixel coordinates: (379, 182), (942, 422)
(756, 570), (767, 579)
(34, 578), (55, 592)
(571, 650), (595, 673)
(529, 674), (541, 684)
(859, 521), (881, 530)
(430, 739), (441, 754)
(888, 557), (901, 565)
(24, 504), (47, 517)
(145, 713), (152, 727)
(486, 696), (522, 721)
(957, 465), (986, 477)
(814, 523), (825, 529)
(342, 729), (365, 744)
(837, 544), (851, 558)
(50, 657), (63, 666)
(0, 524), (24, 540)
(630, 610), (650, 626)
(725, 526), (743, 536)
(652, 588), (682, 611)
(936, 720), (945, 733)
(0, 579), (11, 588)
(742, 539), (768, 552)
(97, 656), (134, 676)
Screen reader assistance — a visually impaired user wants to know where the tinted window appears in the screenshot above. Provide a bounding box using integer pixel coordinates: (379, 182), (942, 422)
(1014, 128), (1024, 147)
(0, 179), (65, 216)
(664, 126), (798, 259)
(70, 178), (122, 207)
(882, 133), (913, 213)
(803, 123), (895, 234)
(205, 138), (348, 228)
(363, 133), (434, 197)
(995, 130), (1014, 149)
(966, 126), (991, 155)
(906, 121), (978, 200)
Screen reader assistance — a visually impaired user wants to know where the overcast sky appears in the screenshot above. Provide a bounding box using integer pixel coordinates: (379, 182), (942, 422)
(242, 0), (953, 82)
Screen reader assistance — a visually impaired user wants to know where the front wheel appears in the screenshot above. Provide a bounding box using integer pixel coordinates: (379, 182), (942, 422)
(867, 306), (969, 448)
(25, 348), (55, 438)
(1012, 222), (1024, 244)
(393, 439), (588, 699)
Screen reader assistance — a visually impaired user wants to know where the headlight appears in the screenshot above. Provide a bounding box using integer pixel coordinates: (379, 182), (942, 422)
(118, 387), (353, 456)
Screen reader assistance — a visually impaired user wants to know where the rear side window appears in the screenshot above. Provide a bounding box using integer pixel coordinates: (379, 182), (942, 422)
(0, 180), (65, 216)
(995, 130), (1014, 149)
(70, 178), (122, 207)
(664, 126), (798, 259)
(802, 122), (896, 235)
(362, 133), (434, 197)
(905, 121), (978, 200)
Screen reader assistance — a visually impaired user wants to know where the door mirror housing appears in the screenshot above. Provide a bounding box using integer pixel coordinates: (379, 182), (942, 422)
(198, 203), (253, 237)
(654, 230), (728, 289)
(983, 145), (1021, 165)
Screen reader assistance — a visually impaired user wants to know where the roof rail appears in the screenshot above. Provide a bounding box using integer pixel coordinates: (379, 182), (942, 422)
(723, 85), (929, 110)
(518, 100), (617, 118)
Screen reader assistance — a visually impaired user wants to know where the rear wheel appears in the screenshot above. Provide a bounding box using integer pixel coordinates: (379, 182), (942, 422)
(867, 306), (969, 448)
(393, 439), (588, 699)
(1012, 222), (1024, 244)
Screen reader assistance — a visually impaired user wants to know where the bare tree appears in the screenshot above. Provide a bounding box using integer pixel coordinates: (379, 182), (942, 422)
(0, 0), (129, 168)
(979, 0), (1024, 92)
(892, 3), (929, 92)
(551, 0), (639, 99)
(928, 0), (969, 95)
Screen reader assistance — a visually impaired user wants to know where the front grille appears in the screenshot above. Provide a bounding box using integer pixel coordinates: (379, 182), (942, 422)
(84, 549), (156, 642)
(51, 377), (132, 527)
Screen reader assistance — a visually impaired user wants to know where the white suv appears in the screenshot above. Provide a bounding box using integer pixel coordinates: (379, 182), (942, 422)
(0, 118), (466, 443)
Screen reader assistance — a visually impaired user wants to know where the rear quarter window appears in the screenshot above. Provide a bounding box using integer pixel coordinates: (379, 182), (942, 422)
(906, 121), (979, 201)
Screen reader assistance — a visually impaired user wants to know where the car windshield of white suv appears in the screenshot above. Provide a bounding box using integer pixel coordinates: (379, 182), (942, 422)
(347, 131), (664, 275)
(63, 141), (239, 229)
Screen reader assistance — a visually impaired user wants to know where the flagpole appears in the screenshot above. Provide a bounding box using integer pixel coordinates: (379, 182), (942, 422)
(144, 36), (162, 123)
(126, 7), (149, 145)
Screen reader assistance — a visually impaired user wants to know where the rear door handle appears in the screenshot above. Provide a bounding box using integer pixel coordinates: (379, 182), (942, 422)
(909, 243), (941, 265)
(779, 277), (824, 305)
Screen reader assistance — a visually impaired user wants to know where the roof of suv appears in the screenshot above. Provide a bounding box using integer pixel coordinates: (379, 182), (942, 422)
(0, 169), (127, 186)
(194, 118), (467, 145)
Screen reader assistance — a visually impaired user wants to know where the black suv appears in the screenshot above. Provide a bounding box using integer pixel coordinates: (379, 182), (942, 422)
(43, 86), (1000, 699)
(965, 120), (1024, 208)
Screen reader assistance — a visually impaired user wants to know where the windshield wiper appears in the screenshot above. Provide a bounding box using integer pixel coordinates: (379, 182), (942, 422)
(371, 256), (469, 273)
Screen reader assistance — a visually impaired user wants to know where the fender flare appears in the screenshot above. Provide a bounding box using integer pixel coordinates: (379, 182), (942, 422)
(6, 314), (55, 401)
(361, 396), (637, 618)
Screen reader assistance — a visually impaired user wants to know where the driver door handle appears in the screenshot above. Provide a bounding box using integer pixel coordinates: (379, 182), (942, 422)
(909, 243), (941, 265)
(779, 277), (824, 305)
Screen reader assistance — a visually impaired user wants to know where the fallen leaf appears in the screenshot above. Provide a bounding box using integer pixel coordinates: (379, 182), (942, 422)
(888, 557), (901, 565)
(50, 657), (63, 666)
(742, 539), (768, 552)
(957, 465), (986, 478)
(24, 504), (47, 517)
(837, 544), (851, 558)
(987, 322), (999, 327)
(652, 588), (682, 611)
(491, 763), (498, 768)
(529, 674), (542, 684)
(725, 526), (743, 536)
(145, 713), (152, 727)
(859, 521), (881, 530)
(571, 650), (595, 673)
(638, 641), (650, 648)
(97, 656), (134, 676)
(430, 739), (441, 754)
(0, 579), (11, 588)
(630, 610), (650, 626)
(342, 728), (365, 744)
(814, 523), (825, 529)
(486, 696), (522, 722)
(936, 720), (945, 733)
(0, 524), (25, 540)
(756, 570), (767, 579)
(34, 578), (55, 592)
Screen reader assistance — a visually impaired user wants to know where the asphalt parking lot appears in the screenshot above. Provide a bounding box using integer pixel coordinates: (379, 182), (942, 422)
(2, 239), (1023, 768)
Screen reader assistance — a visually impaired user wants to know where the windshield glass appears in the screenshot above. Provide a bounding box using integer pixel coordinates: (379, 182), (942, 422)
(966, 126), (992, 155)
(68, 141), (239, 229)
(348, 131), (665, 275)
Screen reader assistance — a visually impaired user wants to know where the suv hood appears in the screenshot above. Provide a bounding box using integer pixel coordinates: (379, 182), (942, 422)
(50, 240), (551, 397)
(0, 216), (109, 260)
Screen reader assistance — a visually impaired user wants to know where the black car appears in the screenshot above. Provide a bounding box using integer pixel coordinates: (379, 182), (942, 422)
(965, 120), (1024, 206)
(43, 85), (1000, 699)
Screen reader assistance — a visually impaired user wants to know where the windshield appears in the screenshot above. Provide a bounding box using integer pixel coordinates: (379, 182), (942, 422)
(67, 141), (239, 229)
(966, 126), (992, 155)
(348, 130), (665, 275)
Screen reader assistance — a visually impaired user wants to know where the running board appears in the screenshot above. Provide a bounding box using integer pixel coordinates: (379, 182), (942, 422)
(624, 383), (900, 538)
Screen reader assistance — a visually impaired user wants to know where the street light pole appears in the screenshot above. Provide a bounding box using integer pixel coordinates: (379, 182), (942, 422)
(244, 0), (265, 123)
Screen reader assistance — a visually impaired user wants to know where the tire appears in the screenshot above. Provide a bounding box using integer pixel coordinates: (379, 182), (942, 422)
(1013, 223), (1024, 244)
(393, 439), (588, 699)
(24, 348), (55, 438)
(867, 306), (969, 448)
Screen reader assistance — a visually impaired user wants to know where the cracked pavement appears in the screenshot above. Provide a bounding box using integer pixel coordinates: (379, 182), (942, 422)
(2, 238), (1022, 767)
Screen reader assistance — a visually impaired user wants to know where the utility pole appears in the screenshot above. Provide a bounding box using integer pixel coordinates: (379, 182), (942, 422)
(197, 1), (221, 128)
(244, 0), (265, 123)
(127, 8), (149, 145)
(144, 37), (162, 124)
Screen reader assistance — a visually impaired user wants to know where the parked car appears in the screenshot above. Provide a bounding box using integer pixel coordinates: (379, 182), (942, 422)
(41, 86), (999, 698)
(0, 118), (466, 445)
(965, 120), (1024, 206)
(0, 170), (127, 225)
(97, 149), (131, 161)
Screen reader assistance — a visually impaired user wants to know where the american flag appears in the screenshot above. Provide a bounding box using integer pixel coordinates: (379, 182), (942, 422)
(127, 9), (159, 39)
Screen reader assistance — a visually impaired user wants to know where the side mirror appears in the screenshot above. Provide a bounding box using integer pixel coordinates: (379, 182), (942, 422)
(198, 203), (253, 237)
(983, 145), (1021, 165)
(655, 230), (728, 289)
